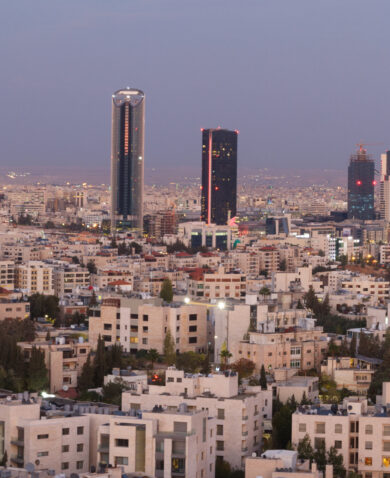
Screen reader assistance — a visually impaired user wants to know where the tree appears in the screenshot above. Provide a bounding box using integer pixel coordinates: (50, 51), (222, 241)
(87, 260), (97, 275)
(176, 351), (204, 373)
(259, 286), (271, 297)
(78, 355), (95, 392)
(215, 459), (231, 478)
(260, 364), (267, 390)
(0, 450), (8, 467)
(272, 404), (294, 448)
(29, 294), (60, 321)
(297, 434), (314, 462)
(146, 349), (160, 369)
(201, 353), (211, 375)
(219, 342), (232, 370)
(163, 329), (176, 365)
(231, 358), (255, 380)
(327, 446), (346, 478)
(72, 256), (80, 264)
(160, 278), (173, 303)
(26, 346), (49, 392)
(349, 334), (357, 358)
(102, 379), (128, 406)
(304, 286), (318, 313)
(296, 299), (304, 309)
(89, 290), (98, 307)
(93, 335), (106, 387)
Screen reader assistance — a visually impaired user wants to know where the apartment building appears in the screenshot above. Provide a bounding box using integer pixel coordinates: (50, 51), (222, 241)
(89, 297), (208, 354)
(245, 450), (331, 478)
(0, 394), (215, 478)
(15, 261), (54, 295)
(341, 276), (390, 303)
(2, 244), (52, 263)
(320, 356), (376, 395)
(258, 246), (280, 275)
(96, 408), (215, 478)
(122, 367), (272, 470)
(187, 269), (246, 300)
(53, 266), (90, 296)
(0, 298), (30, 320)
(18, 338), (91, 392)
(0, 261), (15, 289)
(231, 324), (328, 372)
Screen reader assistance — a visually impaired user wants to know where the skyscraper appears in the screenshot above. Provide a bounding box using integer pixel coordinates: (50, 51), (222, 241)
(347, 145), (375, 220)
(380, 151), (390, 221)
(111, 88), (145, 231)
(201, 128), (238, 225)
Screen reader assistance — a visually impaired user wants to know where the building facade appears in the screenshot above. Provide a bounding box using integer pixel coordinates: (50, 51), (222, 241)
(201, 128), (238, 225)
(111, 88), (145, 231)
(348, 146), (375, 220)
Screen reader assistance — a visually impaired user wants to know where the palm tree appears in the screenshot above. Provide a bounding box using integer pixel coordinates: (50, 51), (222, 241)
(219, 342), (232, 370)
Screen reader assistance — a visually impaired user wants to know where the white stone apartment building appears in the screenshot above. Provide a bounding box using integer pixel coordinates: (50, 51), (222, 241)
(89, 297), (208, 355)
(53, 265), (90, 296)
(341, 276), (390, 304)
(122, 367), (272, 470)
(187, 268), (246, 300)
(15, 261), (54, 295)
(292, 383), (390, 478)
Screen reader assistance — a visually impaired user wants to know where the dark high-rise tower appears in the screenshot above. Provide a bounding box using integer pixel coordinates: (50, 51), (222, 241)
(201, 128), (238, 225)
(347, 145), (375, 220)
(111, 88), (145, 231)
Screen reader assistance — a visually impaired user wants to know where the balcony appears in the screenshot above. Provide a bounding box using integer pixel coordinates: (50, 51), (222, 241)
(241, 447), (248, 453)
(242, 431), (248, 436)
(242, 415), (248, 421)
(11, 438), (24, 447)
(11, 456), (24, 466)
(98, 445), (109, 453)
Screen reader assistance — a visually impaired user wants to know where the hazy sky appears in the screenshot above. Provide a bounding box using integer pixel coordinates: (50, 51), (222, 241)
(1, 0), (390, 180)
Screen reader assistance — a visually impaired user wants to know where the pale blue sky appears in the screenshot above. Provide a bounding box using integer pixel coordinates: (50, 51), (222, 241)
(1, 0), (390, 179)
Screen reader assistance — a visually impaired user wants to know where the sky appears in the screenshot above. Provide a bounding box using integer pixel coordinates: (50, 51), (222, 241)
(1, 0), (390, 182)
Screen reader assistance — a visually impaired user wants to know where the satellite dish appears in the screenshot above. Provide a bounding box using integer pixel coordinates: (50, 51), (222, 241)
(63, 385), (69, 392)
(25, 463), (35, 473)
(6, 396), (11, 401)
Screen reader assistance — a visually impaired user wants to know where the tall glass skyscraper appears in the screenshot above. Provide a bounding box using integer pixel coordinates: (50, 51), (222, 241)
(380, 151), (390, 221)
(111, 88), (145, 231)
(201, 128), (238, 225)
(347, 146), (375, 220)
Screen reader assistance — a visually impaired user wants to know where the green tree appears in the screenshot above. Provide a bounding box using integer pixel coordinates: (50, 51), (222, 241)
(231, 358), (255, 381)
(163, 329), (176, 365)
(26, 346), (49, 392)
(259, 286), (271, 297)
(78, 355), (95, 392)
(93, 335), (106, 387)
(160, 278), (174, 303)
(260, 364), (267, 390)
(102, 379), (128, 406)
(272, 404), (294, 449)
(215, 459), (231, 478)
(327, 446), (346, 478)
(146, 349), (160, 369)
(296, 299), (304, 309)
(89, 290), (98, 307)
(176, 351), (204, 373)
(219, 342), (232, 370)
(313, 441), (327, 472)
(87, 260), (97, 275)
(297, 434), (314, 462)
(72, 256), (80, 264)
(201, 353), (211, 375)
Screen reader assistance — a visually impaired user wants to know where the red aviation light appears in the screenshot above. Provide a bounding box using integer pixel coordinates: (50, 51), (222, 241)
(372, 180), (377, 186)
(215, 186), (219, 191)
(356, 180), (362, 186)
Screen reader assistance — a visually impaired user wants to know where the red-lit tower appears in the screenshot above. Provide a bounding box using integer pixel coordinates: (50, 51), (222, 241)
(347, 145), (375, 220)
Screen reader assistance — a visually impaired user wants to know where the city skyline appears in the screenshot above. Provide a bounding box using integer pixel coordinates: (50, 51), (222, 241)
(1, 1), (390, 176)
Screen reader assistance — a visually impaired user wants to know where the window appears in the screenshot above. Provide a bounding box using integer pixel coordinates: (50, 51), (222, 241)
(365, 441), (373, 450)
(103, 323), (112, 330)
(334, 441), (342, 449)
(115, 457), (128, 465)
(115, 439), (129, 447)
(167, 377), (174, 382)
(189, 314), (197, 321)
(217, 425), (224, 435)
(384, 442), (390, 452)
(37, 434), (49, 439)
(189, 326), (197, 332)
(61, 463), (69, 470)
(365, 457), (372, 466)
(366, 424), (373, 435)
(77, 426), (84, 435)
(350, 422), (359, 433)
(142, 338), (148, 345)
(385, 426), (390, 436)
(143, 315), (148, 321)
(37, 451), (49, 457)
(62, 445), (69, 453)
(189, 337), (197, 344)
(335, 424), (342, 434)
(216, 441), (224, 451)
(299, 423), (306, 433)
(77, 443), (84, 452)
(217, 409), (225, 420)
(314, 437), (325, 449)
(143, 326), (148, 332)
(384, 457), (390, 467)
(77, 461), (84, 469)
(315, 422), (325, 434)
